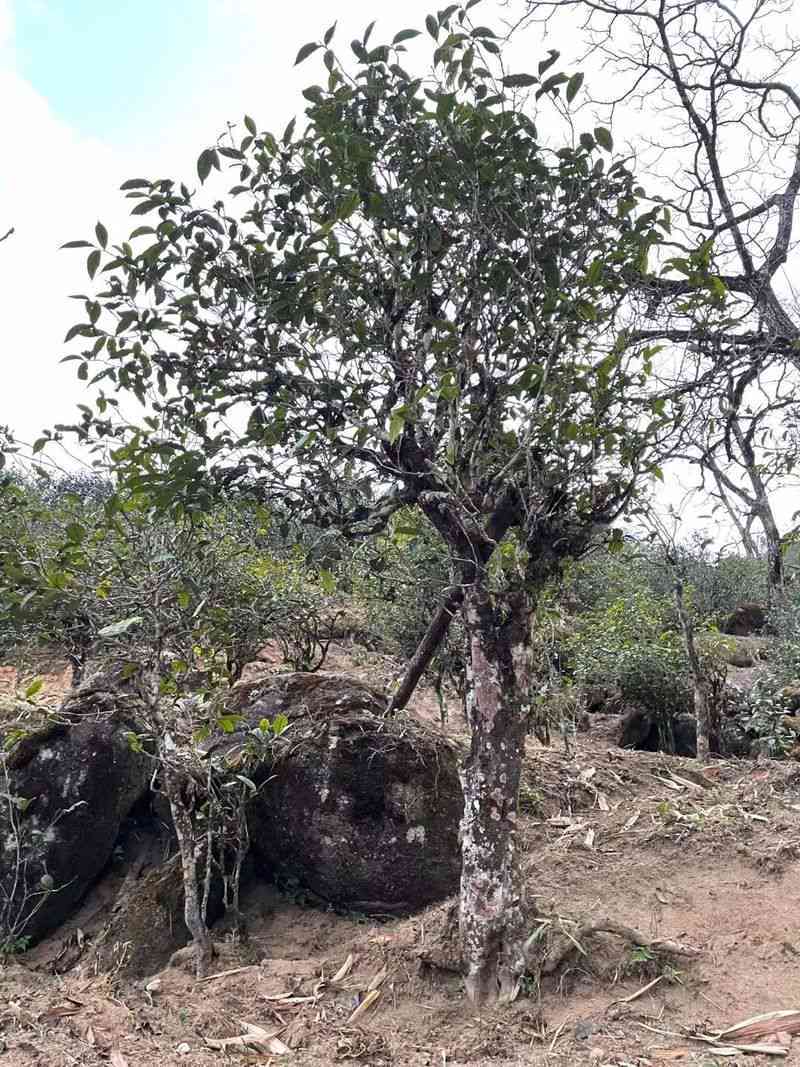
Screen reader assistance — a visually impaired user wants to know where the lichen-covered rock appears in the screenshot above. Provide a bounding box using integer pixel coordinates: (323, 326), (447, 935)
(619, 704), (752, 758)
(228, 675), (463, 915)
(619, 705), (698, 757)
(722, 602), (767, 637)
(224, 670), (388, 718)
(0, 708), (151, 945)
(719, 717), (751, 758)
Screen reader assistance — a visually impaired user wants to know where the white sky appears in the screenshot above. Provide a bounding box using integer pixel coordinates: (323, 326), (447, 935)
(0, 0), (451, 449)
(0, 0), (795, 544)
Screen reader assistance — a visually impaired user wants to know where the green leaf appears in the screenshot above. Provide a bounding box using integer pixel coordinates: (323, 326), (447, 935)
(24, 678), (44, 699)
(294, 41), (320, 65)
(324, 21), (337, 45)
(61, 240), (94, 250)
(197, 148), (215, 183)
(426, 14), (439, 38)
(87, 250), (101, 279)
(392, 28), (421, 44)
(566, 72), (584, 103)
(244, 114), (257, 136)
(471, 26), (498, 37)
(586, 258), (603, 285)
(388, 410), (406, 443)
(502, 74), (538, 88)
(319, 568), (336, 594)
(579, 132), (595, 152)
(594, 126), (613, 151)
(538, 72), (568, 96)
(98, 616), (144, 638)
(95, 221), (108, 248)
(217, 715), (241, 734)
(119, 178), (150, 190)
(125, 731), (144, 753)
(65, 522), (86, 543)
(538, 49), (560, 74)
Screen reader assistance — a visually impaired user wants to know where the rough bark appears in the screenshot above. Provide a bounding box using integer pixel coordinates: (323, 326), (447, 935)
(459, 580), (531, 1006)
(163, 764), (214, 978)
(388, 489), (525, 716)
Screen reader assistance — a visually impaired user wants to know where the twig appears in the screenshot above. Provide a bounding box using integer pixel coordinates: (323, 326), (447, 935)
(196, 964), (259, 984)
(608, 974), (664, 1008)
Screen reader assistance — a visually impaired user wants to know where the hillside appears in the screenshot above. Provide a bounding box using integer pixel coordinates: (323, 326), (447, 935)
(2, 646), (800, 1066)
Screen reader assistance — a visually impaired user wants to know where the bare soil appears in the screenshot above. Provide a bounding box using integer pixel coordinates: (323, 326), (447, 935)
(3, 648), (800, 1065)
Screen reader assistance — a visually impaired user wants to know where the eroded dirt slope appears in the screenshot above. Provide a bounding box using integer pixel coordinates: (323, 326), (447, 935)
(3, 651), (800, 1065)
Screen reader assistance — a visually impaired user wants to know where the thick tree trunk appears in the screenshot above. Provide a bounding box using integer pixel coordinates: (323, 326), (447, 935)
(459, 580), (531, 1007)
(762, 520), (786, 608)
(163, 765), (214, 978)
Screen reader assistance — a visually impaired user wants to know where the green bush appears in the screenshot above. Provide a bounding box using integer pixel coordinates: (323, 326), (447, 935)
(568, 589), (693, 717)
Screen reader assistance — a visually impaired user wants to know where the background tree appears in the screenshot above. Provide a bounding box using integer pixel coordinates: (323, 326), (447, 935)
(60, 6), (693, 1003)
(516, 0), (800, 587)
(679, 362), (800, 600)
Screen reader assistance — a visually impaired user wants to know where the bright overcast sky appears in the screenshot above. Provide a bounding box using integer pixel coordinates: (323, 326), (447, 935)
(0, 0), (478, 449)
(1, 0), (793, 542)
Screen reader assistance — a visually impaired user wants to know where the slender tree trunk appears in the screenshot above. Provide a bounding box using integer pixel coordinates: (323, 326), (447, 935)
(674, 577), (713, 762)
(67, 654), (84, 688)
(459, 580), (531, 1006)
(709, 466), (759, 559)
(388, 587), (462, 713)
(760, 513), (786, 608)
(163, 764), (214, 978)
(729, 416), (786, 606)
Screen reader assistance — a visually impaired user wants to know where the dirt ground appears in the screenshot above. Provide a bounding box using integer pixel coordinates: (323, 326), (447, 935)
(3, 649), (800, 1066)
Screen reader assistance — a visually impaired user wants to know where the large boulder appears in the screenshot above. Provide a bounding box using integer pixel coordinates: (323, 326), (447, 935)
(722, 602), (767, 637)
(0, 690), (151, 946)
(619, 705), (698, 756)
(618, 704), (751, 758)
(221, 673), (464, 916)
(224, 669), (388, 717)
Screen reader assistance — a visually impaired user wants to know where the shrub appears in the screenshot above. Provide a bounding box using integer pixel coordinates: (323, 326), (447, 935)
(568, 589), (693, 718)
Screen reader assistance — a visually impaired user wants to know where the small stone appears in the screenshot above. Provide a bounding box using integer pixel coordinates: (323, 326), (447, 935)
(176, 1042), (191, 1055)
(588, 1047), (606, 1062)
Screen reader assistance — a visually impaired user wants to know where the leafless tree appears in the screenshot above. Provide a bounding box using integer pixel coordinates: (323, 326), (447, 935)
(675, 359), (800, 599)
(513, 0), (800, 598)
(516, 0), (800, 364)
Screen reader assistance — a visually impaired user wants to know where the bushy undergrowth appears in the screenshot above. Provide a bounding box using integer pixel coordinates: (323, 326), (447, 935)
(567, 587), (694, 717)
(566, 539), (766, 626)
(4, 470), (800, 762)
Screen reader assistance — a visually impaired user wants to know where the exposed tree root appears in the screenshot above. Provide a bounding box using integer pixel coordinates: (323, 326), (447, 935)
(530, 917), (700, 976)
(416, 902), (700, 994)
